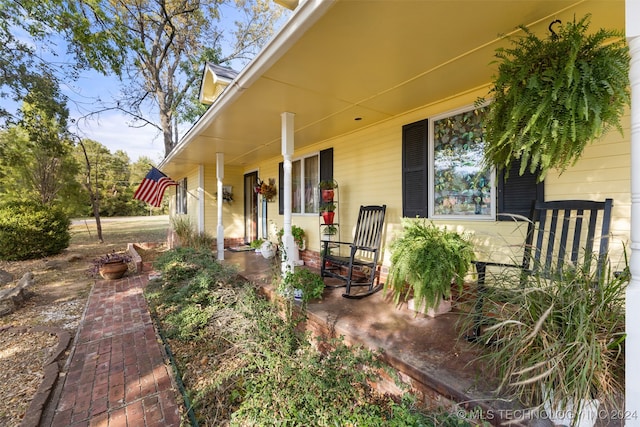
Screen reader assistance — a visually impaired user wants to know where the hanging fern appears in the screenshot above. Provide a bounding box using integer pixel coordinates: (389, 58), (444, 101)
(482, 14), (630, 180)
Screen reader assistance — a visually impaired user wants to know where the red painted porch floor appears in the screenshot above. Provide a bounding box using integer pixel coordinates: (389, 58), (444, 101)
(44, 250), (516, 427)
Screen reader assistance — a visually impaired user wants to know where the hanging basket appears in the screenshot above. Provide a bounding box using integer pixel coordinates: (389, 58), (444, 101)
(482, 14), (630, 180)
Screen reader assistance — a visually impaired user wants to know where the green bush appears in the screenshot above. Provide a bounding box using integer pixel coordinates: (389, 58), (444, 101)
(0, 200), (71, 260)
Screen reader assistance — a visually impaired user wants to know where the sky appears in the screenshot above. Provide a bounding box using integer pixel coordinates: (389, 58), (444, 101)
(1, 53), (168, 163)
(1, 2), (290, 164)
(63, 68), (167, 163)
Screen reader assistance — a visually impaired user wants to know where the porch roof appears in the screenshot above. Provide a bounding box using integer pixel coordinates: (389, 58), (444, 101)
(160, 0), (624, 177)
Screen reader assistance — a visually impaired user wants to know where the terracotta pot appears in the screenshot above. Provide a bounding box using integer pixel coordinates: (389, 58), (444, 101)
(321, 211), (335, 224)
(99, 261), (128, 280)
(321, 189), (334, 202)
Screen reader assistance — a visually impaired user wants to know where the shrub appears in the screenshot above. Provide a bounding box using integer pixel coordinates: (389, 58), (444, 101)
(171, 215), (195, 246)
(0, 200), (71, 260)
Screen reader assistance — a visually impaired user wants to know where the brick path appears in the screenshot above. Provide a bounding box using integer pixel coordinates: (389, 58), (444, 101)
(50, 275), (181, 427)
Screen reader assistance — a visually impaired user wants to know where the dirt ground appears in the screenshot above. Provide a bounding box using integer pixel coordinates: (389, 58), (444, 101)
(0, 215), (169, 426)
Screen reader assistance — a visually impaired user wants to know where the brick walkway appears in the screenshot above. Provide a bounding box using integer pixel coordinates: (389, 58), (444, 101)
(50, 275), (181, 427)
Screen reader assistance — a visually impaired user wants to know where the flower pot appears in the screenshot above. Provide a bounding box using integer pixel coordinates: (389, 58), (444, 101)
(321, 211), (335, 225)
(321, 189), (334, 202)
(260, 241), (276, 259)
(407, 298), (452, 318)
(543, 386), (600, 427)
(99, 261), (129, 280)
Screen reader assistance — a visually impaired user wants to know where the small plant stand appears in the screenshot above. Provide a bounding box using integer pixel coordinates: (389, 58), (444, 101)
(319, 180), (340, 258)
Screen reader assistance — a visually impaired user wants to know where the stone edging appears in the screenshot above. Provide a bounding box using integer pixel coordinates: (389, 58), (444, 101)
(0, 325), (71, 427)
(0, 273), (36, 317)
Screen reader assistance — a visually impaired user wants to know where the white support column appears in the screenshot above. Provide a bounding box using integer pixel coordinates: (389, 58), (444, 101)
(627, 2), (640, 422)
(216, 153), (225, 260)
(281, 112), (296, 273)
(198, 165), (205, 234)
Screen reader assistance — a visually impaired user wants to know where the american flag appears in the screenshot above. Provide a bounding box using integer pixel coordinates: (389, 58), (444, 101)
(133, 167), (178, 207)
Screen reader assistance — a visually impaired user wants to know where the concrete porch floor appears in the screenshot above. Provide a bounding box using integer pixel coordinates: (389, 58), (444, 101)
(222, 249), (520, 425)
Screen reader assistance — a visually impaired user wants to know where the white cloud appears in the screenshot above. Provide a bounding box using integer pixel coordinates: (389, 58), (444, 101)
(72, 110), (165, 163)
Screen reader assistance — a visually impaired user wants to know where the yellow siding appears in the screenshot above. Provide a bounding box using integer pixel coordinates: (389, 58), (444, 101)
(171, 165), (245, 240)
(543, 111), (631, 269)
(195, 85), (630, 271)
(184, 168), (199, 228)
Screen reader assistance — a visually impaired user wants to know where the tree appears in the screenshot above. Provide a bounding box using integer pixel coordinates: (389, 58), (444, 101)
(0, 74), (78, 205)
(71, 0), (287, 157)
(0, 0), (127, 123)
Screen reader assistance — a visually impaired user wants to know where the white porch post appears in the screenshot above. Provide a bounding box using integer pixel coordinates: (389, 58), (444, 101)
(216, 153), (225, 260)
(627, 1), (640, 421)
(281, 112), (295, 273)
(198, 165), (205, 233)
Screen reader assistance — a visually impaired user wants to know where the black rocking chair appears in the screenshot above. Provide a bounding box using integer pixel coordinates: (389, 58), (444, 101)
(468, 198), (613, 341)
(320, 205), (386, 299)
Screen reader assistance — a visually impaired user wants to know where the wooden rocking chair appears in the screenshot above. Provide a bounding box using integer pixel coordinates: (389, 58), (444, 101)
(467, 198), (613, 341)
(320, 205), (386, 299)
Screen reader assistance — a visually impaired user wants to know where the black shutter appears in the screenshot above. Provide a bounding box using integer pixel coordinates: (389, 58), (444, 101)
(278, 162), (284, 215)
(497, 159), (544, 220)
(402, 119), (429, 218)
(319, 148), (333, 182)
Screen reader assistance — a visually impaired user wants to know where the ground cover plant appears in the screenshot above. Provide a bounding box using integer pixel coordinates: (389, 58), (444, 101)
(146, 247), (471, 426)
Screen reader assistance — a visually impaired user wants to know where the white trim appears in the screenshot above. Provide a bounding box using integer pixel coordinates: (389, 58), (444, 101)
(626, 8), (640, 419)
(428, 104), (496, 220)
(291, 151), (320, 215)
(198, 165), (205, 233)
(216, 153), (225, 260)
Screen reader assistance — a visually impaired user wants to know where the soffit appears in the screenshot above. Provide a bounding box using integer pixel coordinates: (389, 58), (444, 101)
(162, 0), (625, 177)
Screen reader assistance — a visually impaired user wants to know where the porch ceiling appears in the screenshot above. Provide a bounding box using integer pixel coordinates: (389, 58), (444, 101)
(161, 0), (624, 177)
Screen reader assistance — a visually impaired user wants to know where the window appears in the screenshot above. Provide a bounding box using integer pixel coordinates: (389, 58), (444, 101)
(402, 106), (543, 219)
(176, 178), (187, 214)
(280, 148), (333, 215)
(431, 107), (494, 218)
(292, 154), (319, 214)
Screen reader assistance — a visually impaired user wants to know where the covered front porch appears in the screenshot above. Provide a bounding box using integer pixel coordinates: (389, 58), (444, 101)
(223, 249), (528, 425)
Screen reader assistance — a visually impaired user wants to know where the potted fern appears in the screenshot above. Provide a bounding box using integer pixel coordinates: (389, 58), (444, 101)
(481, 14), (629, 181)
(385, 219), (474, 317)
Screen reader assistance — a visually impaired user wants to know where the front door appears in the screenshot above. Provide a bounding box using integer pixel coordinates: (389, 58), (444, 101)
(244, 172), (259, 244)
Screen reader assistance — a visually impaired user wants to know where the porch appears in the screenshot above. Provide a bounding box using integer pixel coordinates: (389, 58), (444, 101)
(221, 249), (521, 425)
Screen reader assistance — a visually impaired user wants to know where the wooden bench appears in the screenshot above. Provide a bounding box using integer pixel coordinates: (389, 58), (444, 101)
(467, 198), (613, 341)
